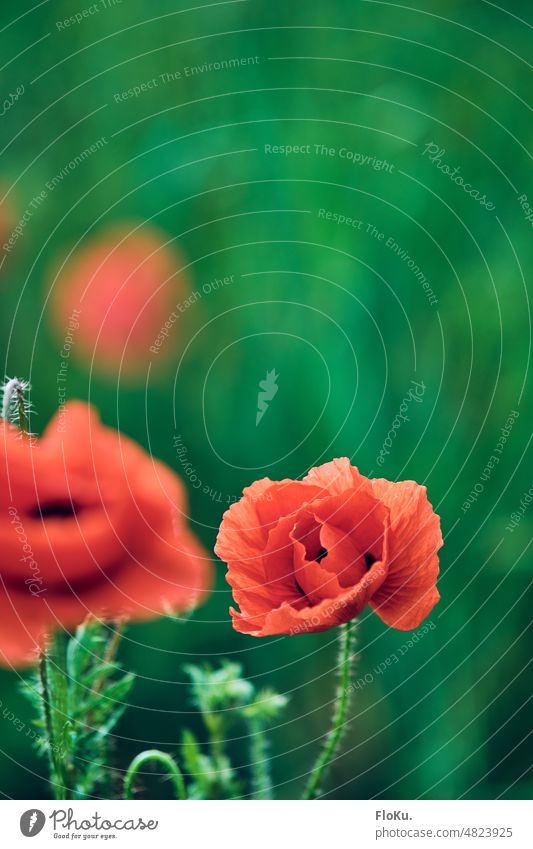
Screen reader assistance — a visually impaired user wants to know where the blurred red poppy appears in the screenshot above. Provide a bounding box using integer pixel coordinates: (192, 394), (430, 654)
(0, 402), (211, 666)
(215, 458), (442, 636)
(49, 225), (187, 377)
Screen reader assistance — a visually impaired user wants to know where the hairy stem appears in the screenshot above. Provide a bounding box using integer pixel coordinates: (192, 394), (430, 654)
(248, 718), (273, 799)
(90, 617), (126, 697)
(39, 630), (71, 799)
(302, 621), (357, 800)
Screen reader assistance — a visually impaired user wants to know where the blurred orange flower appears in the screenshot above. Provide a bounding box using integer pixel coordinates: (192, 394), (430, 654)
(49, 225), (188, 377)
(215, 458), (442, 636)
(0, 402), (211, 666)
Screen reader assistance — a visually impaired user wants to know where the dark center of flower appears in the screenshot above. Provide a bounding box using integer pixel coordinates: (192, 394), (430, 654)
(316, 547), (328, 563)
(364, 552), (376, 569)
(30, 500), (81, 519)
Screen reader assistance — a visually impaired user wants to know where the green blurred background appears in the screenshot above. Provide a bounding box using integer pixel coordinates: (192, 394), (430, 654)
(0, 0), (531, 800)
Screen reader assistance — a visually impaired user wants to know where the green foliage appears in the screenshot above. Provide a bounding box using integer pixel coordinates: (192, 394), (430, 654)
(184, 660), (255, 714)
(180, 728), (221, 800)
(124, 661), (288, 800)
(242, 688), (290, 723)
(185, 661), (288, 799)
(243, 687), (290, 798)
(22, 619), (134, 800)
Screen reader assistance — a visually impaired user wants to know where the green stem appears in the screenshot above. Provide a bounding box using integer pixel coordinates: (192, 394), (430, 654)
(302, 621), (357, 800)
(204, 712), (224, 771)
(85, 618), (127, 800)
(124, 750), (187, 800)
(39, 630), (72, 799)
(248, 718), (273, 799)
(90, 617), (126, 697)
(204, 711), (235, 798)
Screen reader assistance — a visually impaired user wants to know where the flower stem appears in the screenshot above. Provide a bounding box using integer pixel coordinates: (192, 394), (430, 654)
(39, 630), (72, 799)
(302, 621), (357, 800)
(248, 717), (273, 799)
(204, 712), (225, 772)
(90, 617), (126, 697)
(124, 750), (187, 800)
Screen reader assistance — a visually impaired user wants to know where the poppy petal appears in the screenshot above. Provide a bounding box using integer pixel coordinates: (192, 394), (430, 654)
(369, 478), (442, 629)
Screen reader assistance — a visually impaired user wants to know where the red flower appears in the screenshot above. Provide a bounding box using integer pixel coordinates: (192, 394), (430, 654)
(215, 458), (442, 636)
(49, 224), (187, 377)
(0, 403), (211, 666)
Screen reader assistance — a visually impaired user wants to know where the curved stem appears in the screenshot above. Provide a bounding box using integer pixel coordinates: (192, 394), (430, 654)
(124, 750), (187, 800)
(302, 621), (357, 800)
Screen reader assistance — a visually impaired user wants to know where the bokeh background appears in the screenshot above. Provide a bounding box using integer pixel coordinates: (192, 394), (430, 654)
(0, 0), (531, 800)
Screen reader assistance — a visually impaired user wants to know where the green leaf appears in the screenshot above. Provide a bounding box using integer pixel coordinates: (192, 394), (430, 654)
(24, 619), (133, 799)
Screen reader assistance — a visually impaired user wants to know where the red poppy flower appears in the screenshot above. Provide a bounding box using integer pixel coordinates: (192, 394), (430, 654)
(215, 458), (442, 636)
(49, 224), (187, 377)
(0, 402), (211, 666)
